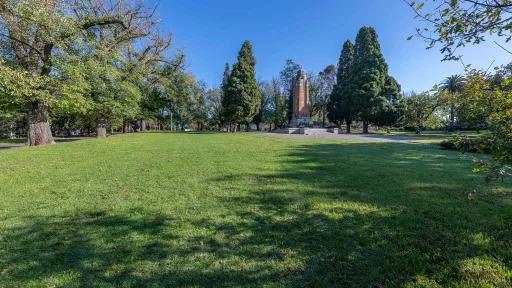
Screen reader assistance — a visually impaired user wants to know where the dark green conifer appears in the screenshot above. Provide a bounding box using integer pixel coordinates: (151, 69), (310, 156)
(223, 41), (261, 130)
(350, 27), (388, 133)
(328, 40), (355, 133)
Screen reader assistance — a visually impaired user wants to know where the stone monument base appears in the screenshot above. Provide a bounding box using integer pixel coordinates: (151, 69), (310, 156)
(290, 117), (313, 128)
(272, 128), (338, 135)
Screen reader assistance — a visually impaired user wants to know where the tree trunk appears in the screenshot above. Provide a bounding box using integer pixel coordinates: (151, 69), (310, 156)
(237, 123), (241, 132)
(140, 119), (146, 132)
(96, 118), (107, 139)
(27, 101), (55, 146)
(256, 123), (260, 131)
(363, 121), (369, 134)
(346, 121), (351, 134)
(8, 123), (14, 139)
(123, 121), (132, 133)
(322, 113), (326, 128)
(449, 104), (455, 131)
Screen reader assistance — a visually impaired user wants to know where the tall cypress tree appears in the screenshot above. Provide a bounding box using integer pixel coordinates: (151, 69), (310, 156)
(350, 27), (388, 133)
(220, 63), (231, 128)
(224, 41), (261, 130)
(328, 40), (355, 133)
(221, 63), (230, 93)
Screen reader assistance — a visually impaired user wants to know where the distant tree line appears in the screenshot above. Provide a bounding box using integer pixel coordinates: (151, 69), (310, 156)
(201, 26), (501, 134)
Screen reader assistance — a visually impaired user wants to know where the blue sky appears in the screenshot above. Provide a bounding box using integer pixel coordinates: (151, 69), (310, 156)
(152, 0), (510, 92)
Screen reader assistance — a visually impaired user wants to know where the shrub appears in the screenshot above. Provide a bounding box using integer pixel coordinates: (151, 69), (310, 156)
(439, 134), (491, 154)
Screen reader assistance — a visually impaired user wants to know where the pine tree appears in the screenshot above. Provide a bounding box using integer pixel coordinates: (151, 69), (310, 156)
(350, 27), (388, 133)
(220, 63), (231, 129)
(224, 41), (261, 131)
(328, 40), (355, 133)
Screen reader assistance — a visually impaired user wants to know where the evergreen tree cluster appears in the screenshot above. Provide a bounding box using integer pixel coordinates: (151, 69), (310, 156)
(221, 41), (262, 131)
(328, 27), (405, 133)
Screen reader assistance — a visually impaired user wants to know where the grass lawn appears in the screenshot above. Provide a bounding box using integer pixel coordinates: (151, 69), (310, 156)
(0, 138), (25, 144)
(0, 133), (510, 287)
(370, 131), (486, 145)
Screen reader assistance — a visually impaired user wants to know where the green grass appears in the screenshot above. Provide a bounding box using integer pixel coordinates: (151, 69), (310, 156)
(370, 131), (486, 144)
(0, 133), (510, 287)
(0, 138), (25, 144)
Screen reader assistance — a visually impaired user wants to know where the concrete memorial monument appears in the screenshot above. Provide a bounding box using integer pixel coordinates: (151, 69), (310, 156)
(273, 69), (336, 135)
(290, 70), (313, 128)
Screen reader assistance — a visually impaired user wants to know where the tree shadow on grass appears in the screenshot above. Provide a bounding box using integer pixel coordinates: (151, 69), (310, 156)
(193, 143), (512, 287)
(0, 211), (180, 287)
(1, 143), (510, 287)
(0, 211), (295, 287)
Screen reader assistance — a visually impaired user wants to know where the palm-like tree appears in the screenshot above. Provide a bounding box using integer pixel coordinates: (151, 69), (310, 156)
(441, 75), (465, 131)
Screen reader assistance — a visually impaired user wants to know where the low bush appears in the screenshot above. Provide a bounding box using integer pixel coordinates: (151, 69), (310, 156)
(440, 134), (492, 154)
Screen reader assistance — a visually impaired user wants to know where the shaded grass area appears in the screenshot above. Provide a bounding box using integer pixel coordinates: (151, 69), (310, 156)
(0, 138), (25, 144)
(0, 133), (510, 287)
(0, 137), (86, 146)
(370, 131), (486, 144)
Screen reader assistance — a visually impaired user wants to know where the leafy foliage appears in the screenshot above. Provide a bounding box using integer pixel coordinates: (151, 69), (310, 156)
(0, 0), (173, 142)
(462, 65), (512, 181)
(406, 0), (512, 60)
(440, 74), (466, 130)
(403, 91), (441, 133)
(310, 65), (336, 127)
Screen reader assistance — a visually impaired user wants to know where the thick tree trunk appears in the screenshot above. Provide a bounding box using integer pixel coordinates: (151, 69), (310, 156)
(123, 121), (132, 133)
(96, 118), (107, 139)
(346, 122), (351, 134)
(256, 123), (260, 131)
(322, 113), (326, 128)
(66, 125), (72, 138)
(140, 119), (146, 132)
(27, 101), (55, 146)
(362, 121), (369, 134)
